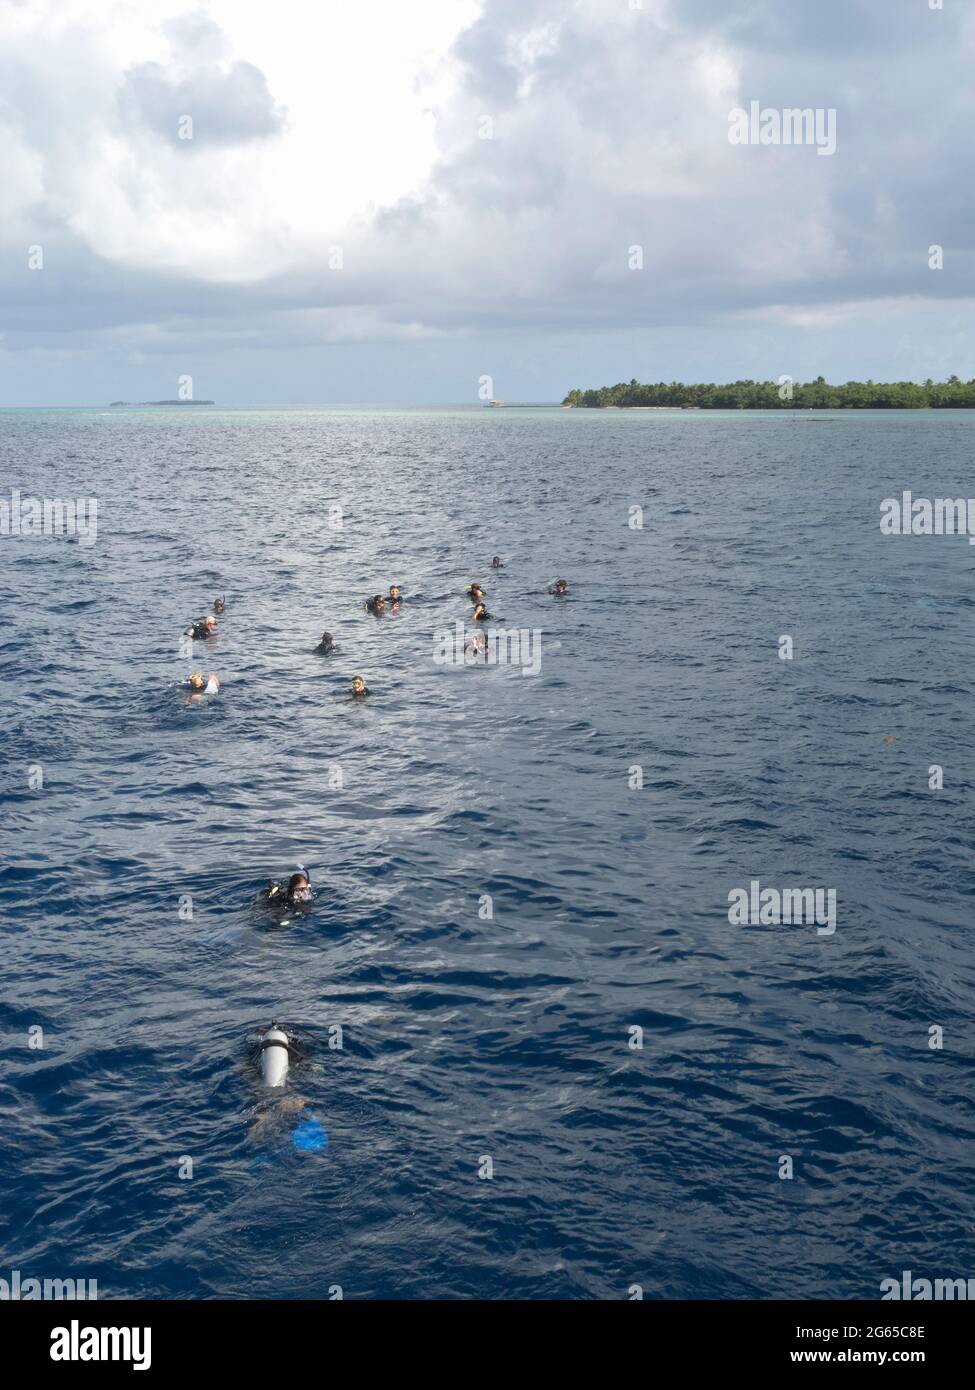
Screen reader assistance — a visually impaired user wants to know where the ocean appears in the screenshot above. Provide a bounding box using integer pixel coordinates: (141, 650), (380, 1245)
(1, 405), (973, 1299)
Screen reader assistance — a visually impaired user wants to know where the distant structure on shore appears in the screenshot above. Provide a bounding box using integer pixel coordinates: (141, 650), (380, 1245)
(562, 376), (975, 409)
(109, 399), (215, 407)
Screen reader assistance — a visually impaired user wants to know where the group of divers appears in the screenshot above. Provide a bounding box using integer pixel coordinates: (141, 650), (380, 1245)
(179, 559), (569, 1099)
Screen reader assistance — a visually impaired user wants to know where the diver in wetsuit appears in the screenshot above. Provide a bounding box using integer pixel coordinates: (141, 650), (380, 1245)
(350, 676), (370, 698)
(213, 596), (226, 615)
(491, 556), (503, 569)
(314, 631), (335, 655)
(471, 601), (493, 623)
(549, 578), (568, 596)
(465, 630), (488, 661)
(365, 595), (386, 615)
(186, 614), (218, 639)
(261, 872), (312, 910)
(186, 671), (220, 694)
(466, 583), (485, 602)
(387, 585), (403, 609)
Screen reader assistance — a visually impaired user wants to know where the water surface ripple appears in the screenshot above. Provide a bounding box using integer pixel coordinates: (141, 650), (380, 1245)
(1, 407), (973, 1298)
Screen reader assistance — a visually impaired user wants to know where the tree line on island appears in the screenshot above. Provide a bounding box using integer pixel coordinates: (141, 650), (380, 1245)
(561, 376), (975, 409)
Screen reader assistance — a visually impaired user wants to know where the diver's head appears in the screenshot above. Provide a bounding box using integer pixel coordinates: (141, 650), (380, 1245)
(214, 596), (226, 614)
(469, 583), (484, 598)
(320, 630), (333, 646)
(388, 585), (400, 599)
(554, 578), (568, 593)
(351, 675), (367, 696)
(287, 872), (311, 902)
(492, 556), (502, 567)
(188, 671), (205, 690)
(372, 594), (385, 610)
(205, 614), (217, 631)
(473, 602), (488, 620)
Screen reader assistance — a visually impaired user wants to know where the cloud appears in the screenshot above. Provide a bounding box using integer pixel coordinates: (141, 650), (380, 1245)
(117, 8), (286, 146)
(1, 0), (975, 402)
(119, 59), (287, 147)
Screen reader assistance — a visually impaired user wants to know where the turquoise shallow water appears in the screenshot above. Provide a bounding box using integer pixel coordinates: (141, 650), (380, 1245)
(1, 406), (974, 1298)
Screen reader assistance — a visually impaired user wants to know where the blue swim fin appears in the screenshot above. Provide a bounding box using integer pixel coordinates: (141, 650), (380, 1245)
(292, 1112), (328, 1153)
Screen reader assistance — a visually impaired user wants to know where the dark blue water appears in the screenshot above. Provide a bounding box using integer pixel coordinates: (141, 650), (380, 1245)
(2, 406), (974, 1299)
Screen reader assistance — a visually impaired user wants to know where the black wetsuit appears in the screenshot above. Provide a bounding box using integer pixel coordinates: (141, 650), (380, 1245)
(314, 639), (334, 655)
(261, 881), (311, 912)
(188, 621), (214, 639)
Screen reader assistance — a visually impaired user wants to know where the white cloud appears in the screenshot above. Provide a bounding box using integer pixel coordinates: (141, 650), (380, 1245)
(2, 0), (974, 399)
(0, 0), (481, 278)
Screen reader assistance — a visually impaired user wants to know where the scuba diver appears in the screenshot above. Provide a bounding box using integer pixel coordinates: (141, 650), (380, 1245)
(491, 556), (504, 569)
(549, 578), (569, 596)
(314, 630), (335, 655)
(365, 594), (386, 616)
(471, 601), (493, 623)
(387, 585), (403, 609)
(465, 630), (488, 662)
(247, 1022), (327, 1150)
(186, 614), (218, 639)
(260, 872), (313, 913)
(350, 676), (370, 698)
(466, 583), (485, 603)
(185, 671), (220, 694)
(213, 595), (227, 615)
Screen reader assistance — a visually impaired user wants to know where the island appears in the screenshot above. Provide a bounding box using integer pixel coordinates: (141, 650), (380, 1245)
(109, 399), (216, 407)
(561, 377), (975, 409)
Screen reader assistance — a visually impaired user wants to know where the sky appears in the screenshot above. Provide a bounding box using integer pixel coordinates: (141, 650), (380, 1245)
(0, 0), (972, 405)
